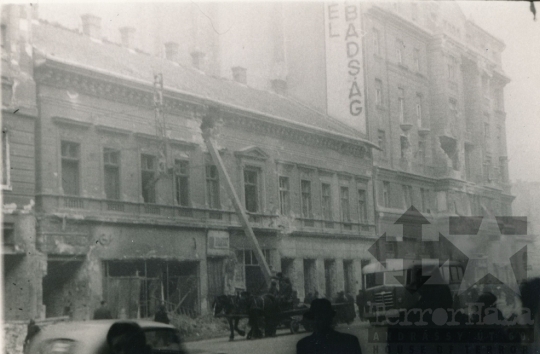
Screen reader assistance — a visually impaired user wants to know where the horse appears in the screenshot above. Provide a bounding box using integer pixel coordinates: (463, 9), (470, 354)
(212, 295), (247, 341)
(246, 293), (279, 339)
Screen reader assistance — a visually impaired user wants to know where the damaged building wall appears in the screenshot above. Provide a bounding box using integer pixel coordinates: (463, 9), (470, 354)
(2, 24), (40, 320)
(3, 213), (45, 320)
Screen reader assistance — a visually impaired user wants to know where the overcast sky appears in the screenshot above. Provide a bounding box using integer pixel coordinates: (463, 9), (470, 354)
(17, 0), (540, 182)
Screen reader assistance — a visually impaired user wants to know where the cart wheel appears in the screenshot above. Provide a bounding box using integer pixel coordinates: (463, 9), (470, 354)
(290, 320), (300, 334)
(301, 321), (314, 332)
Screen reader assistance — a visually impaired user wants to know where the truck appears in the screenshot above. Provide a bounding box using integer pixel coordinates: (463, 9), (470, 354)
(362, 259), (466, 324)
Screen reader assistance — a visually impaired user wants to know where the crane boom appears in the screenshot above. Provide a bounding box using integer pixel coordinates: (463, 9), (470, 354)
(201, 109), (273, 288)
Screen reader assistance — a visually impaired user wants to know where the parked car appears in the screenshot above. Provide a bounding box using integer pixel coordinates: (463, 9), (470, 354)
(24, 319), (187, 354)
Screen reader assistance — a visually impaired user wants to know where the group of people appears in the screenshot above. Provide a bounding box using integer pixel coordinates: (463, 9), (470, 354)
(303, 289), (365, 325)
(93, 300), (171, 325)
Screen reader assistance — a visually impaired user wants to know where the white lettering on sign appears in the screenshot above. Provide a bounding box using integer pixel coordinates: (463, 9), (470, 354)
(325, 2), (366, 134)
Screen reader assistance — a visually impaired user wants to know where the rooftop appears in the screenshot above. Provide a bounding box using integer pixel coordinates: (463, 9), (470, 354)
(32, 20), (374, 147)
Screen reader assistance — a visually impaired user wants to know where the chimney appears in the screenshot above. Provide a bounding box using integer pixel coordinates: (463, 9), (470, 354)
(164, 42), (179, 62)
(231, 66), (247, 84)
(119, 27), (135, 50)
(191, 50), (205, 70)
(81, 14), (101, 40)
(271, 79), (287, 95)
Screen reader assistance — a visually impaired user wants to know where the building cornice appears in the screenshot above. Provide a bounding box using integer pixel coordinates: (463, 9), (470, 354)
(34, 58), (377, 158)
(366, 5), (432, 41)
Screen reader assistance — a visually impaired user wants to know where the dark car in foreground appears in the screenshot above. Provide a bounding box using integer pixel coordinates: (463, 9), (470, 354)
(24, 319), (186, 354)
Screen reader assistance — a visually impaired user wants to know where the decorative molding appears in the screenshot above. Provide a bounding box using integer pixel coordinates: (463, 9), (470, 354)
(35, 63), (371, 159)
(35, 66), (194, 117)
(226, 113), (369, 159)
(234, 146), (269, 161)
(168, 139), (198, 149)
(95, 124), (131, 136)
(134, 132), (161, 142)
(51, 116), (92, 129)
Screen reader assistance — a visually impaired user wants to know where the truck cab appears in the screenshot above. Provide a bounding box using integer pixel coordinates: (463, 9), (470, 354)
(362, 259), (465, 324)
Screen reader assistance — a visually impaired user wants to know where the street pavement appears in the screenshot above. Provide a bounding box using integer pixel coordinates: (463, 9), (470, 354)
(185, 321), (372, 354)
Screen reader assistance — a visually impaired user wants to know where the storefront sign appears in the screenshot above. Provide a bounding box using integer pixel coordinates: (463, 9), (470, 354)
(325, 2), (366, 134)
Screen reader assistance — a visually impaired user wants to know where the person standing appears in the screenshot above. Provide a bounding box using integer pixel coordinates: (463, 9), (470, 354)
(346, 293), (356, 324)
(356, 289), (365, 321)
(154, 304), (170, 324)
(297, 299), (362, 354)
(93, 300), (113, 320)
(304, 292), (314, 305)
(269, 281), (279, 296)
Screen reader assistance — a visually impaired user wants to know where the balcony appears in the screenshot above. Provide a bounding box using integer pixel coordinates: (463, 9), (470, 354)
(399, 158), (435, 177)
(295, 217), (375, 236)
(37, 194), (280, 229)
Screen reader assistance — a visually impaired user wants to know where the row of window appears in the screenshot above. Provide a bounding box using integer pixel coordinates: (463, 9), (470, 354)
(374, 79), (427, 128)
(371, 29), (423, 74)
(60, 140), (194, 205)
(282, 177), (368, 224)
(381, 181), (431, 213)
(376, 129), (428, 163)
(58, 141), (370, 223)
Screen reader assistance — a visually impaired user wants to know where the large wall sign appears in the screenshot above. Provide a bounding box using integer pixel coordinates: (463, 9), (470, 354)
(324, 2), (366, 134)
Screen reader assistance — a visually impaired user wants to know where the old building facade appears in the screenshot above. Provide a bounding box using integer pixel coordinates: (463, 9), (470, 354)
(2, 5), (378, 321)
(2, 1), (525, 325)
(1, 4), (44, 322)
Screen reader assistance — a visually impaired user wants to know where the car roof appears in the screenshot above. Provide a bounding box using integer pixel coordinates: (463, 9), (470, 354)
(26, 320), (178, 354)
(362, 260), (463, 273)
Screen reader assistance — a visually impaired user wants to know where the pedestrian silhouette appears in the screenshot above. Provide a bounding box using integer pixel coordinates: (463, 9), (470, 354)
(23, 319), (40, 351)
(93, 300), (113, 320)
(297, 298), (362, 354)
(107, 321), (151, 354)
(154, 304), (170, 324)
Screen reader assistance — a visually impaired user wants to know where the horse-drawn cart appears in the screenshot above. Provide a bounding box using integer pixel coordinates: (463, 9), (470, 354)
(276, 305), (310, 334)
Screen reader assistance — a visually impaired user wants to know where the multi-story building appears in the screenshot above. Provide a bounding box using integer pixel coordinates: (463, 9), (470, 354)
(1, 4), (43, 322)
(512, 181), (540, 278)
(2, 1), (526, 325)
(2, 5), (378, 322)
(37, 1), (518, 227)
